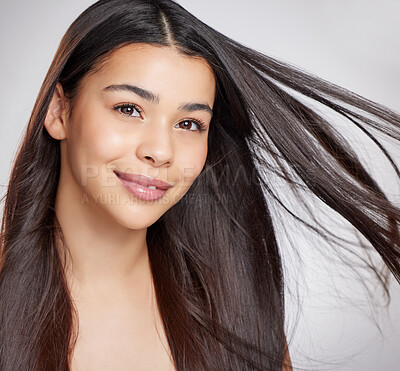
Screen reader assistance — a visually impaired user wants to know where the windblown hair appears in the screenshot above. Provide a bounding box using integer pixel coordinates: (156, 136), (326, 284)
(0, 0), (399, 370)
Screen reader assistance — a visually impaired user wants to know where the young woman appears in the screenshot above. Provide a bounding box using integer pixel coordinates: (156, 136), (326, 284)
(0, 0), (399, 370)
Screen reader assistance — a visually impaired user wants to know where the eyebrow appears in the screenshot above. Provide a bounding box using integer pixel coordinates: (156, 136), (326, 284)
(179, 103), (213, 117)
(103, 84), (213, 117)
(104, 84), (159, 103)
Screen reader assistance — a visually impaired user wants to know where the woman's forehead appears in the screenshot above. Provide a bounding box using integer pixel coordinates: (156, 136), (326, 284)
(80, 43), (216, 105)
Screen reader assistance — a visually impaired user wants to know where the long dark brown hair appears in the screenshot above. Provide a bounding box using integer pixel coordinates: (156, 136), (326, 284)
(0, 0), (399, 369)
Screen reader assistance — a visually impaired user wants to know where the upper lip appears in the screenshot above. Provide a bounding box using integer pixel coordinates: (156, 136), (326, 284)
(114, 171), (172, 190)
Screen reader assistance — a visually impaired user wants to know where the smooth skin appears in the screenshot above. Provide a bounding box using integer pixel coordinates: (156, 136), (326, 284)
(45, 43), (215, 370)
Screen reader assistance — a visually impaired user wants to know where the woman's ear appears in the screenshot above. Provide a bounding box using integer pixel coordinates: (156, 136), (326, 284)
(44, 83), (70, 140)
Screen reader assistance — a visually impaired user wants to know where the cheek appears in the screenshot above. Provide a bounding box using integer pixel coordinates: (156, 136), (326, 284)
(67, 115), (124, 185)
(177, 140), (208, 188)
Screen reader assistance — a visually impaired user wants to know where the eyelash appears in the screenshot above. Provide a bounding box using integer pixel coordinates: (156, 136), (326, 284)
(113, 103), (207, 132)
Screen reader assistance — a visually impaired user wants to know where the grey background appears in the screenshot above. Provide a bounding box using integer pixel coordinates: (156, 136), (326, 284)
(0, 1), (399, 370)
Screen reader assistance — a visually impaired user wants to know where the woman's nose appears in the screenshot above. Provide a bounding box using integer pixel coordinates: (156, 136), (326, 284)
(135, 122), (174, 167)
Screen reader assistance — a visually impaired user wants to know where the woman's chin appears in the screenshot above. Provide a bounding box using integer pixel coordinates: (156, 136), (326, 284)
(101, 202), (168, 231)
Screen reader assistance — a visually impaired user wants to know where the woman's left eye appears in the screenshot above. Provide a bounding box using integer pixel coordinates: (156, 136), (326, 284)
(113, 103), (141, 117)
(176, 120), (207, 132)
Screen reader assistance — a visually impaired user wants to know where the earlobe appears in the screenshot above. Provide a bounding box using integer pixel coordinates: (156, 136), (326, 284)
(44, 83), (69, 140)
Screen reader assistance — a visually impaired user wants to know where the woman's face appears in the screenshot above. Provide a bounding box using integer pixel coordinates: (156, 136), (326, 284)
(58, 43), (215, 230)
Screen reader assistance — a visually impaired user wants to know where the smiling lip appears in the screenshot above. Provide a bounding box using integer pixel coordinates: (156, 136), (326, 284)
(114, 171), (172, 201)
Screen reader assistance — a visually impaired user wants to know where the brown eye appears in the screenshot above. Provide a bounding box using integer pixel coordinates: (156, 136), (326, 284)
(176, 119), (206, 132)
(177, 120), (197, 131)
(114, 103), (141, 117)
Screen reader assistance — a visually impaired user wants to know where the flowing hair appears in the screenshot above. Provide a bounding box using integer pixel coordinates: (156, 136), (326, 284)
(0, 0), (399, 369)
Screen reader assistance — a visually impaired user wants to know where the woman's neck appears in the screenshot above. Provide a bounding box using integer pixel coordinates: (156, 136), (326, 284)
(54, 164), (152, 300)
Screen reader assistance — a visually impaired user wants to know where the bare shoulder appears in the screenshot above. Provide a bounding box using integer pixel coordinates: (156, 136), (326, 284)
(282, 338), (293, 371)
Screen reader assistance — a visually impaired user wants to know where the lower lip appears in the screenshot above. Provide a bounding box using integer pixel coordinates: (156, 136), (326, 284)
(116, 175), (168, 201)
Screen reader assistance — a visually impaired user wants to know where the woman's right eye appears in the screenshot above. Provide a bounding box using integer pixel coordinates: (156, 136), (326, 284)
(113, 103), (142, 117)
